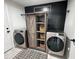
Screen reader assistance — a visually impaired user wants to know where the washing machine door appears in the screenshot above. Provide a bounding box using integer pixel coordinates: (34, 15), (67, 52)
(14, 33), (24, 45)
(47, 36), (64, 52)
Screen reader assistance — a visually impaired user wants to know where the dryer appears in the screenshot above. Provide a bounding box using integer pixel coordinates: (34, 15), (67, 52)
(46, 32), (66, 56)
(13, 29), (27, 48)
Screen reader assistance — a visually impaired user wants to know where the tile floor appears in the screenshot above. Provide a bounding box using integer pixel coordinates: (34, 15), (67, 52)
(4, 48), (22, 59)
(4, 48), (64, 59)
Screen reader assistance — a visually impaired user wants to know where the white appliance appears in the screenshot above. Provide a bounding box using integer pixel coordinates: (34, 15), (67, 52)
(46, 32), (66, 56)
(13, 29), (27, 48)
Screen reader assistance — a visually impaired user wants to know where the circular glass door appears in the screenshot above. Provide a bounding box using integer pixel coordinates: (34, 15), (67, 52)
(47, 36), (64, 52)
(14, 33), (24, 45)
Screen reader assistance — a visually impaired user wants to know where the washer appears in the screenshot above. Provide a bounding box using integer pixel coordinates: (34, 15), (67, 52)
(46, 32), (66, 56)
(13, 29), (27, 48)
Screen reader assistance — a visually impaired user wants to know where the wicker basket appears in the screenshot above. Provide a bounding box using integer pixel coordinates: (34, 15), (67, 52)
(40, 25), (45, 32)
(40, 34), (45, 39)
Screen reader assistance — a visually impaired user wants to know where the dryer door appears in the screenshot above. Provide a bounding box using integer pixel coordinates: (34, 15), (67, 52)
(14, 33), (24, 45)
(47, 36), (64, 52)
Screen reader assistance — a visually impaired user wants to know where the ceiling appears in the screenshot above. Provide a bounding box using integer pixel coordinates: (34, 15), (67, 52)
(11, 0), (66, 6)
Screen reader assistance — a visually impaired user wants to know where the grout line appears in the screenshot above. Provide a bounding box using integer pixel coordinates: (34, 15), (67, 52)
(4, 47), (13, 53)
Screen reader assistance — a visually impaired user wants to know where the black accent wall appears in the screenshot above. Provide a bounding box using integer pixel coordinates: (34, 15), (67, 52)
(25, 1), (67, 32)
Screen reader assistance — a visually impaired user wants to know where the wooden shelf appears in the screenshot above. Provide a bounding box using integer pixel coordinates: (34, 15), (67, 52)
(37, 39), (45, 41)
(36, 22), (44, 24)
(36, 31), (45, 33)
(35, 13), (47, 52)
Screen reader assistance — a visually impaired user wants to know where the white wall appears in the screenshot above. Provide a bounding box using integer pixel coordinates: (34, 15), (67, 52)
(64, 0), (75, 59)
(5, 0), (26, 29)
(4, 0), (26, 52)
(64, 0), (75, 39)
(4, 2), (14, 52)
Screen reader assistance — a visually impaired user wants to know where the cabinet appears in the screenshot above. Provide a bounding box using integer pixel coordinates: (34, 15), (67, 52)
(26, 12), (47, 51)
(25, 1), (67, 32)
(26, 14), (36, 48)
(47, 1), (67, 32)
(36, 13), (47, 51)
